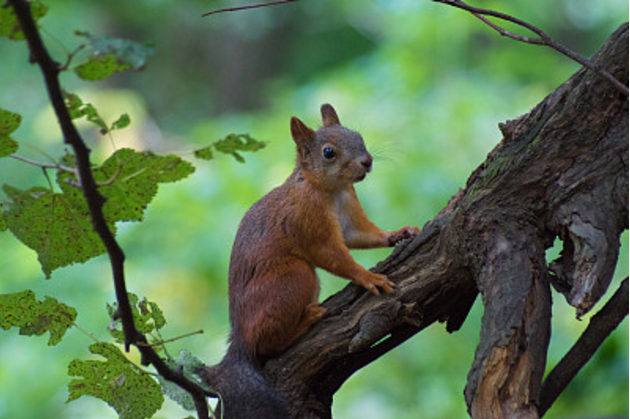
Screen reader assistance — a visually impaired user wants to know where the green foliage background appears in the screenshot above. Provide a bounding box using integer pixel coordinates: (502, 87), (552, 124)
(0, 0), (628, 418)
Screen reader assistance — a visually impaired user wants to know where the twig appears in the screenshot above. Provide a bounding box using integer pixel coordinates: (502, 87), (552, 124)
(8, 1), (215, 417)
(59, 43), (86, 71)
(538, 278), (629, 416)
(10, 153), (77, 173)
(202, 0), (298, 17)
(138, 329), (205, 348)
(433, 0), (629, 97)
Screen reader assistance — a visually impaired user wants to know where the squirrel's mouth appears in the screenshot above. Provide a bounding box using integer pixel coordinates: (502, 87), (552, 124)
(355, 173), (367, 182)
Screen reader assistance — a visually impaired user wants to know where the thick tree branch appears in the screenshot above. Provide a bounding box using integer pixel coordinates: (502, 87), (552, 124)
(8, 1), (213, 418)
(538, 278), (629, 417)
(261, 24), (628, 418)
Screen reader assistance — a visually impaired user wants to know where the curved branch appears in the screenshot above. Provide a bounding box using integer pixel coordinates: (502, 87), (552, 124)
(433, 0), (629, 97)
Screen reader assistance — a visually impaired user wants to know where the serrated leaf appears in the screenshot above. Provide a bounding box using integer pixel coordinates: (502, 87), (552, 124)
(67, 342), (163, 419)
(86, 148), (194, 222)
(74, 31), (154, 81)
(158, 350), (211, 411)
(0, 290), (77, 345)
(1, 185), (110, 278)
(0, 107), (21, 157)
(193, 133), (265, 162)
(0, 1), (48, 41)
(2, 147), (193, 278)
(107, 293), (167, 344)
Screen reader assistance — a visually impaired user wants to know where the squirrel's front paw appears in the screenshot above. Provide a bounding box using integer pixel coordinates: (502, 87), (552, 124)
(387, 226), (420, 246)
(358, 272), (395, 296)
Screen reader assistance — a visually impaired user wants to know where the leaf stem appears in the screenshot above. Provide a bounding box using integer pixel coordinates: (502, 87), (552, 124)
(138, 329), (205, 348)
(10, 153), (77, 173)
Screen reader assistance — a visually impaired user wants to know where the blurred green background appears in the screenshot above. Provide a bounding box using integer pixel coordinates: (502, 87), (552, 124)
(0, 0), (628, 418)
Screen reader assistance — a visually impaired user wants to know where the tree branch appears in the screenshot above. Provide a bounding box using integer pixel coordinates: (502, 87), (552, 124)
(261, 23), (628, 418)
(433, 0), (629, 97)
(202, 0), (298, 18)
(8, 1), (213, 418)
(538, 278), (629, 416)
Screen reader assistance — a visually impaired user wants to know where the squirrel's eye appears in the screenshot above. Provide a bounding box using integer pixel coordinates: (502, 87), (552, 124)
(322, 147), (336, 160)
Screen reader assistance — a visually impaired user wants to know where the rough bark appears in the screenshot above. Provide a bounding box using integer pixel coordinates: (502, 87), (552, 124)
(261, 24), (629, 419)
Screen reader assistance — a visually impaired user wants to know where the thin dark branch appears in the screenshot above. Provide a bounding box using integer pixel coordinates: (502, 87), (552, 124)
(538, 278), (629, 416)
(8, 1), (213, 418)
(202, 0), (298, 17)
(433, 0), (629, 96)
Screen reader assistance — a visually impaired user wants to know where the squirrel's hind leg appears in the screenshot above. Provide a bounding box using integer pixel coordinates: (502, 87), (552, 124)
(242, 263), (323, 359)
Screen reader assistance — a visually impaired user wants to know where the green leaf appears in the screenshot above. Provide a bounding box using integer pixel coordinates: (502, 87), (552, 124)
(111, 113), (131, 131)
(107, 293), (167, 345)
(63, 91), (108, 133)
(158, 350), (211, 411)
(0, 107), (21, 157)
(0, 1), (48, 41)
(2, 185), (110, 278)
(0, 107), (21, 136)
(193, 133), (266, 163)
(2, 149), (193, 278)
(0, 210), (6, 231)
(87, 148), (194, 222)
(0, 290), (77, 346)
(0, 136), (18, 158)
(74, 53), (129, 82)
(74, 31), (154, 81)
(67, 342), (164, 419)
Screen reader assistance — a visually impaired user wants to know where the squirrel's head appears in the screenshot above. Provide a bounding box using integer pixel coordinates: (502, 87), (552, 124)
(290, 104), (373, 190)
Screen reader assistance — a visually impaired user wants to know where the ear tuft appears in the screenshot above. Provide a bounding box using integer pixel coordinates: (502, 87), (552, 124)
(321, 104), (341, 127)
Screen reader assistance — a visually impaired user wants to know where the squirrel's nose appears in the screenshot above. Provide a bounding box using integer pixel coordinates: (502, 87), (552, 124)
(360, 155), (373, 172)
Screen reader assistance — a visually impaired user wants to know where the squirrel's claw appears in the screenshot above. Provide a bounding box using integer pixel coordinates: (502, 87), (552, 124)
(387, 225), (421, 246)
(359, 273), (395, 295)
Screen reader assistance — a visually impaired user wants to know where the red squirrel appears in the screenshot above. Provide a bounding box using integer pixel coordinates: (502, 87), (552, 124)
(203, 104), (419, 418)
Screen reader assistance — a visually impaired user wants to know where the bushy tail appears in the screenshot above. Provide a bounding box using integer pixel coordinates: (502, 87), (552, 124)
(201, 349), (290, 419)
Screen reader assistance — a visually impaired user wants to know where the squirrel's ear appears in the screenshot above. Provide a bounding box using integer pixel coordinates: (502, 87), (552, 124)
(290, 117), (316, 148)
(321, 104), (340, 127)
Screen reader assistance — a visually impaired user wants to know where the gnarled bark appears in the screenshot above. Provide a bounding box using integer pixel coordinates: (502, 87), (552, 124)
(261, 24), (628, 418)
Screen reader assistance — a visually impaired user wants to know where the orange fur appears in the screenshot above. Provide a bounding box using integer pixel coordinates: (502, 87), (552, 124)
(227, 104), (419, 363)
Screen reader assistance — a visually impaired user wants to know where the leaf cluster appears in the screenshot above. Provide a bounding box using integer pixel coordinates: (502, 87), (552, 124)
(2, 147), (195, 277)
(106, 293), (167, 345)
(0, 2), (269, 418)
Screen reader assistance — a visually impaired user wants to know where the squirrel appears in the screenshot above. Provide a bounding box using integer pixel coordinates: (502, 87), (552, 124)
(201, 104), (420, 418)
